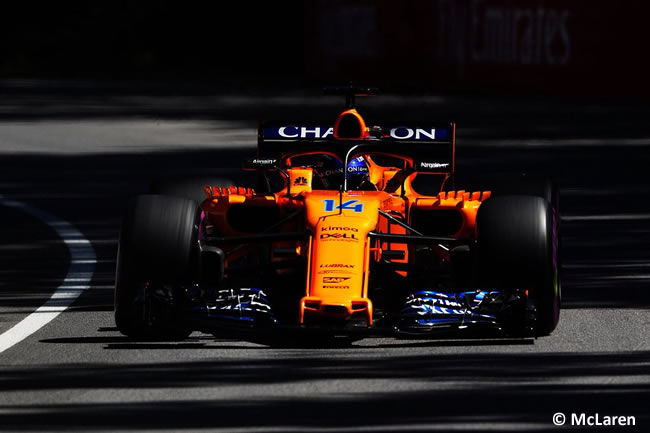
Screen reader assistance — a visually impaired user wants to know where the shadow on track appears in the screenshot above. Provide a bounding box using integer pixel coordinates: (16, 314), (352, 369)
(1, 351), (648, 430)
(39, 334), (536, 349)
(1, 84), (650, 431)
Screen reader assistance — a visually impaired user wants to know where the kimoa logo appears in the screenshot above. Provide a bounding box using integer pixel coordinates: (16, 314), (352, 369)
(321, 226), (358, 232)
(320, 264), (354, 268)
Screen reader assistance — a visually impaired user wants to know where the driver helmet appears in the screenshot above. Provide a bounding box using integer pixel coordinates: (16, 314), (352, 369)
(347, 156), (369, 175)
(346, 156), (374, 190)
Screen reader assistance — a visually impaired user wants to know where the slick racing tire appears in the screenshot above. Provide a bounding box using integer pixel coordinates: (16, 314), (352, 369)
(477, 195), (560, 336)
(115, 194), (200, 340)
(149, 176), (233, 204)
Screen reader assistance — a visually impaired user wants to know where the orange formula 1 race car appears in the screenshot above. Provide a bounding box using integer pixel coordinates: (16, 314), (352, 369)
(114, 87), (561, 341)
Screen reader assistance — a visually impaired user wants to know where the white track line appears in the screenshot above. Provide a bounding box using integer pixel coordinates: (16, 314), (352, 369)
(0, 196), (96, 353)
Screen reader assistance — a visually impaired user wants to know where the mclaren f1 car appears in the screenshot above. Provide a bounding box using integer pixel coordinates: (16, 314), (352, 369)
(114, 87), (561, 341)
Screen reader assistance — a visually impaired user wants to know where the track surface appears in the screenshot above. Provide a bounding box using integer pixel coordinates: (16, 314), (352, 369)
(0, 83), (648, 431)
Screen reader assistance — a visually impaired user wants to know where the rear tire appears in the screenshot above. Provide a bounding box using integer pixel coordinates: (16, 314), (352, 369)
(477, 195), (560, 336)
(115, 194), (200, 340)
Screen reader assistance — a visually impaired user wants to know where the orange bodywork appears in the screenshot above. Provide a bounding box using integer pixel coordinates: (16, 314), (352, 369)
(333, 108), (369, 140)
(201, 185), (491, 327)
(200, 109), (491, 327)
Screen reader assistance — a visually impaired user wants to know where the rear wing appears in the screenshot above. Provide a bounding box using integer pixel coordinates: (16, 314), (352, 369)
(257, 122), (456, 175)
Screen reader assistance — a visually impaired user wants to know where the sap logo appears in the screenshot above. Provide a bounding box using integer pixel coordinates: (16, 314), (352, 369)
(320, 233), (357, 240)
(323, 277), (350, 283)
(321, 226), (358, 232)
(278, 126), (334, 139)
(390, 127), (436, 140)
(323, 199), (364, 213)
(293, 176), (308, 186)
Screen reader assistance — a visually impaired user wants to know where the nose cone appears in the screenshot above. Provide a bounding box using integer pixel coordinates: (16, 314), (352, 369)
(301, 192), (379, 326)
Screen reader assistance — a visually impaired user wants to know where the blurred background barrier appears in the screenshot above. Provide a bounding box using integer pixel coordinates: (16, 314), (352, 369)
(1, 1), (648, 97)
(0, 2), (306, 88)
(306, 0), (650, 97)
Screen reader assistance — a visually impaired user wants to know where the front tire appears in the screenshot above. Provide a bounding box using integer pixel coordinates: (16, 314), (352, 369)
(115, 194), (200, 340)
(477, 195), (560, 336)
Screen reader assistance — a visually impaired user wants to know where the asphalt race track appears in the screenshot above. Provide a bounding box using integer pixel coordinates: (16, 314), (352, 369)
(0, 82), (648, 432)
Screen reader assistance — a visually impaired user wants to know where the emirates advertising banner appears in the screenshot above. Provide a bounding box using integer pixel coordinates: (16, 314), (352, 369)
(307, 0), (649, 97)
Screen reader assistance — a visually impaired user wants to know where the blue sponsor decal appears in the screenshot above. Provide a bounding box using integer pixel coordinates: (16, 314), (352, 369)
(398, 290), (499, 330)
(323, 199), (364, 213)
(264, 126), (333, 139)
(388, 127), (451, 141)
(205, 287), (278, 326)
(416, 318), (460, 325)
(263, 125), (451, 141)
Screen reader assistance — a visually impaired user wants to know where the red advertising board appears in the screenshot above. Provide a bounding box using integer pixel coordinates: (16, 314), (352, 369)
(306, 0), (650, 97)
